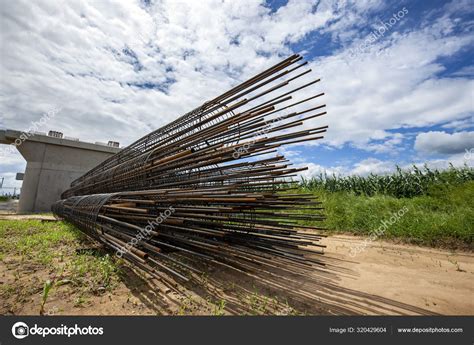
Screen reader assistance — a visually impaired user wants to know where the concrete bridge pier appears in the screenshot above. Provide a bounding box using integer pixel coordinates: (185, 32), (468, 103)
(1, 129), (120, 213)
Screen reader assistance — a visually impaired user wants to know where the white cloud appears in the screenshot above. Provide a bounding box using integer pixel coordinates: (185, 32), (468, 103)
(1, 0), (473, 183)
(305, 15), (474, 148)
(414, 131), (474, 155)
(0, 151), (25, 166)
(441, 117), (474, 130)
(300, 153), (473, 181)
(0, 152), (25, 193)
(0, 0), (343, 146)
(297, 162), (348, 180)
(352, 132), (404, 154)
(451, 65), (474, 77)
(350, 158), (393, 175)
(409, 153), (473, 170)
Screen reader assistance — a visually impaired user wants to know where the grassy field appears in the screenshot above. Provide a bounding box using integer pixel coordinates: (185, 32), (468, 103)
(300, 166), (474, 249)
(0, 219), (122, 314)
(0, 220), (119, 282)
(0, 219), (304, 315)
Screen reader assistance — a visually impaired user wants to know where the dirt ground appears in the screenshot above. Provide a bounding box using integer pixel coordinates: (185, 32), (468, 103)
(0, 214), (56, 221)
(1, 223), (472, 315)
(324, 235), (473, 315)
(0, 200), (18, 214)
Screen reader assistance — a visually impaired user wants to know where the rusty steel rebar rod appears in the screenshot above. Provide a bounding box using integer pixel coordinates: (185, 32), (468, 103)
(52, 54), (329, 290)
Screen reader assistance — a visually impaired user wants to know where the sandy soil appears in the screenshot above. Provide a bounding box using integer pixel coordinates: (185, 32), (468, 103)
(323, 235), (474, 315)
(0, 213), (56, 221)
(1, 233), (472, 315)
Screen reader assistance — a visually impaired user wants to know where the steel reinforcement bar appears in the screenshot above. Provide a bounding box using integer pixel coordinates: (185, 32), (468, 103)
(53, 54), (329, 291)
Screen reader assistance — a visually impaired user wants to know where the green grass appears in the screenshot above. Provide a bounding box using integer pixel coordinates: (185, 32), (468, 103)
(300, 181), (474, 249)
(67, 250), (119, 293)
(0, 220), (84, 265)
(0, 219), (121, 298)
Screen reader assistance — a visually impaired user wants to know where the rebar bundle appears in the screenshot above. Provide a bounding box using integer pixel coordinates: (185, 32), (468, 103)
(52, 54), (329, 289)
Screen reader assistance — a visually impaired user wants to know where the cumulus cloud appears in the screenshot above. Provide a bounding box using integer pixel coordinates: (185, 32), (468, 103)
(297, 162), (348, 179)
(409, 153), (473, 170)
(350, 158), (394, 176)
(451, 65), (474, 77)
(2, 0), (472, 146)
(441, 117), (474, 131)
(0, 0), (342, 145)
(306, 17), (474, 148)
(297, 152), (473, 181)
(0, 153), (25, 192)
(414, 131), (474, 155)
(1, 0), (473, 186)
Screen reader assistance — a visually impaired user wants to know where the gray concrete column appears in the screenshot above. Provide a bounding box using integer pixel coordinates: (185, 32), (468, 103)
(1, 129), (121, 213)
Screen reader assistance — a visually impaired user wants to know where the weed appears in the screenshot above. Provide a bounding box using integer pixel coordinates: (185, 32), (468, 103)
(212, 299), (226, 316)
(39, 279), (53, 315)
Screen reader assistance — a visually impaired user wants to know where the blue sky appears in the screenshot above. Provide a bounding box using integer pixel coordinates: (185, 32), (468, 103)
(0, 0), (473, 192)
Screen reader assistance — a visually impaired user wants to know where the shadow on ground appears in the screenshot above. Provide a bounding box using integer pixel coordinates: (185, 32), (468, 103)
(117, 249), (436, 316)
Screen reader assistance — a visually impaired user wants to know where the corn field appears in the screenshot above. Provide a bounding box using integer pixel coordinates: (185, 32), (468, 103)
(300, 164), (474, 198)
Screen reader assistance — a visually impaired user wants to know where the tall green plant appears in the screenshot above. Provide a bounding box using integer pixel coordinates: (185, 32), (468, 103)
(300, 164), (474, 198)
